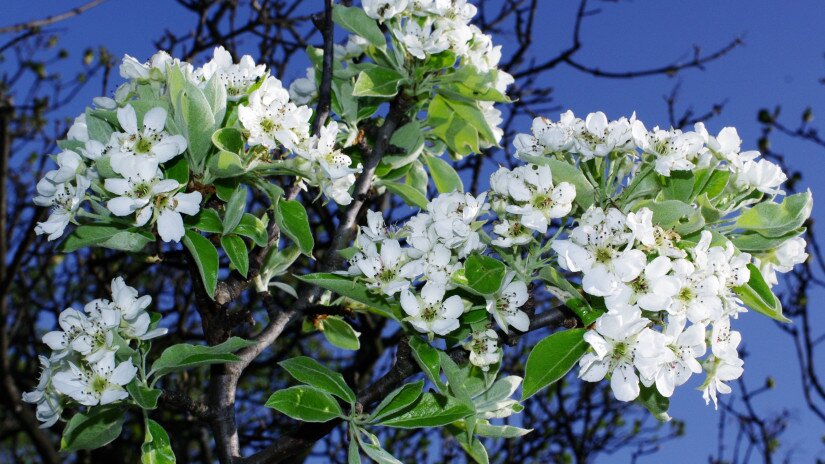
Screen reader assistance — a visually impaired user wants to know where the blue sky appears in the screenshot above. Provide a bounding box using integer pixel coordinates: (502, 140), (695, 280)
(3, 0), (825, 462)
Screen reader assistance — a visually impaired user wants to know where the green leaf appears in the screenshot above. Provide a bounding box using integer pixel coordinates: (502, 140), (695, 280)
(369, 380), (425, 423)
(732, 228), (805, 252)
(376, 392), (474, 428)
(384, 120), (424, 169)
(464, 254), (505, 295)
(348, 435), (362, 464)
(61, 406), (125, 452)
(353, 67), (404, 97)
(637, 384), (671, 422)
(187, 208), (223, 234)
(85, 109), (114, 143)
(265, 386), (343, 422)
(332, 5), (385, 47)
(734, 263), (789, 323)
(735, 191), (812, 237)
(141, 419), (176, 464)
(424, 154), (463, 193)
(178, 81), (216, 170)
(275, 199), (314, 256)
(359, 441), (403, 464)
(223, 185), (248, 234)
(59, 224), (154, 253)
(408, 337), (446, 391)
(234, 213), (269, 247)
(279, 356), (356, 404)
(163, 156), (189, 187)
(203, 73), (227, 125)
(221, 234), (249, 278)
(320, 316), (361, 351)
(296, 273), (403, 321)
(522, 328), (588, 400)
(127, 381), (161, 409)
(207, 150), (246, 178)
(182, 230), (219, 298)
(212, 127), (244, 153)
(638, 199), (695, 229)
(446, 424), (489, 464)
(381, 181), (429, 209)
(662, 170), (694, 202)
(428, 94), (480, 156)
(474, 421), (532, 438)
(150, 337), (253, 377)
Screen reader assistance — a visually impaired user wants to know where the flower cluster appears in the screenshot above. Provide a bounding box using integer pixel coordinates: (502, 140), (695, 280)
(510, 110), (810, 407)
(345, 192), (528, 367)
(489, 164), (576, 245)
(361, 0), (512, 146)
(23, 277), (164, 427)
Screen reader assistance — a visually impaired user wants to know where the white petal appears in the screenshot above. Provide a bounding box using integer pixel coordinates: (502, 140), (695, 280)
(117, 105), (138, 134)
(142, 107), (168, 133)
(157, 209), (185, 242)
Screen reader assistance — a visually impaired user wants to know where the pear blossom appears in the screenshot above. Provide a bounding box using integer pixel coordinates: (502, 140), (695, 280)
(289, 67), (317, 105)
(757, 236), (808, 286)
(34, 175), (90, 241)
(104, 158), (178, 226)
(579, 310), (651, 401)
(110, 105), (187, 172)
(632, 122), (705, 176)
(239, 76), (312, 152)
(42, 308), (90, 361)
(363, 0), (409, 21)
(572, 112), (634, 159)
(605, 256), (681, 313)
(401, 281), (463, 337)
(349, 237), (418, 295)
(491, 218), (533, 247)
(552, 207), (646, 297)
(157, 191), (202, 242)
(486, 272), (529, 333)
(635, 316), (706, 397)
(197, 46), (266, 100)
(428, 192), (488, 258)
(398, 18), (449, 60)
(667, 258), (723, 323)
(464, 329), (501, 371)
(22, 356), (63, 428)
(52, 352), (137, 407)
(514, 111), (583, 156)
(497, 164), (576, 234)
(701, 354), (744, 409)
(735, 158), (787, 195)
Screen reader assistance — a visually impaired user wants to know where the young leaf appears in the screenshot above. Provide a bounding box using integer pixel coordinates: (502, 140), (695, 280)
(359, 442), (403, 464)
(734, 263), (789, 323)
(375, 392), (474, 428)
(178, 81), (217, 170)
(141, 419), (176, 464)
(735, 190), (812, 237)
(473, 421), (532, 438)
(223, 185), (248, 234)
(127, 381), (161, 410)
(332, 5), (385, 47)
(381, 181), (429, 209)
(297, 273), (403, 320)
(408, 337), (446, 391)
(61, 406), (125, 452)
(187, 208), (223, 234)
(353, 67), (404, 98)
(275, 199), (314, 257)
(279, 356), (356, 404)
(463, 254), (505, 295)
(150, 337), (254, 377)
(59, 225), (154, 253)
(522, 328), (588, 400)
(265, 386), (343, 422)
(182, 230), (219, 298)
(164, 155), (190, 187)
(321, 316), (361, 351)
(424, 154), (463, 193)
(368, 380), (425, 423)
(221, 234), (249, 278)
(207, 150), (246, 178)
(212, 127), (244, 153)
(234, 213), (269, 247)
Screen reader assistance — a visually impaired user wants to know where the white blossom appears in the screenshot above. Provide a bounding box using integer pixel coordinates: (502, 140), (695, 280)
(486, 272), (529, 333)
(464, 329), (501, 371)
(579, 310), (650, 401)
(52, 352), (137, 407)
(701, 354), (744, 409)
(401, 281), (463, 337)
(363, 0), (409, 21)
(635, 316), (706, 397)
(239, 76), (312, 152)
(197, 46), (266, 100)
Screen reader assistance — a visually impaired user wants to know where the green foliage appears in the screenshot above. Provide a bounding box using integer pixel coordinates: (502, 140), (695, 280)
(332, 5), (385, 47)
(296, 273), (404, 320)
(61, 406), (126, 452)
(734, 263), (789, 323)
(275, 199), (314, 257)
(182, 230), (219, 298)
(279, 356), (356, 405)
(141, 419), (176, 464)
(522, 329), (588, 400)
(59, 224), (154, 253)
(463, 254), (506, 295)
(266, 386), (344, 422)
(320, 316), (361, 350)
(149, 337), (254, 378)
